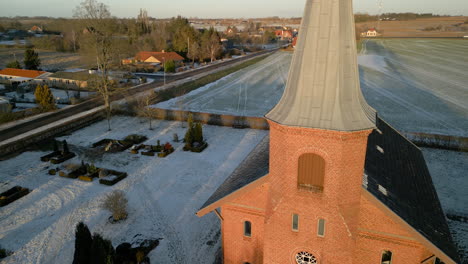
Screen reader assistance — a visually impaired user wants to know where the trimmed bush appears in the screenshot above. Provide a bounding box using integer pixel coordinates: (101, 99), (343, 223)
(101, 190), (128, 221)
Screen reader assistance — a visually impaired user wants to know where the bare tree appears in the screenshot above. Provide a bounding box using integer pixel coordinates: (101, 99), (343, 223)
(187, 41), (200, 66)
(74, 0), (118, 131)
(102, 190), (128, 221)
(202, 27), (222, 63)
(137, 91), (158, 130)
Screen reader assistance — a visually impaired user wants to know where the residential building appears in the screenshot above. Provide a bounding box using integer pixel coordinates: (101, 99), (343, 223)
(0, 68), (49, 83)
(362, 28), (379, 37)
(197, 0), (459, 263)
(133, 51), (184, 65)
(275, 30), (293, 40)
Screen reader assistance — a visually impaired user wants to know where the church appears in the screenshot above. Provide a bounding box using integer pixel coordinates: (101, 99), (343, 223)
(196, 0), (459, 263)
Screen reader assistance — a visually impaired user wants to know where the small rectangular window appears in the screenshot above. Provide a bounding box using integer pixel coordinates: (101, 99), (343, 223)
(317, 218), (325, 237)
(244, 221), (251, 237)
(292, 214), (299, 231)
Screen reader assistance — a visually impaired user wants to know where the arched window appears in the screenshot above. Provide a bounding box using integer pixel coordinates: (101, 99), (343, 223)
(381, 250), (392, 264)
(244, 221), (251, 237)
(298, 153), (325, 191)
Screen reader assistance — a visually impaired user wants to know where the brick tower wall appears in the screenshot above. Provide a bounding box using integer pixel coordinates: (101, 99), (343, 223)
(263, 121), (372, 263)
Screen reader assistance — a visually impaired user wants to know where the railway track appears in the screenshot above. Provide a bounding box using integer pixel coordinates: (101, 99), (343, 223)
(0, 49), (277, 143)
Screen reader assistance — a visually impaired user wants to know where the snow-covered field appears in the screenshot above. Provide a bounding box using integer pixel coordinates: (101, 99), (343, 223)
(156, 39), (468, 137)
(153, 52), (292, 116)
(0, 116), (268, 263)
(359, 39), (468, 137)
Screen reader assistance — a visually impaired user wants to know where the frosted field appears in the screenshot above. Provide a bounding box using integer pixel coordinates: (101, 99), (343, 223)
(157, 39), (468, 137)
(154, 52), (292, 116)
(359, 39), (468, 137)
(0, 116), (268, 263)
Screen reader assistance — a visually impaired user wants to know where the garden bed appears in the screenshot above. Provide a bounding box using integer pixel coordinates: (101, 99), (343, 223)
(183, 142), (208, 153)
(99, 170), (128, 186)
(0, 186), (30, 207)
(40, 151), (61, 162)
(93, 135), (148, 153)
(50, 152), (76, 164)
(135, 141), (174, 157)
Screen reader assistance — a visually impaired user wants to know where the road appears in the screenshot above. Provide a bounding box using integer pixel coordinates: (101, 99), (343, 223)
(0, 49), (276, 143)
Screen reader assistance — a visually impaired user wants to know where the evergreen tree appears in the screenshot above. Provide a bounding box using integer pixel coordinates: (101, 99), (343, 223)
(73, 222), (93, 264)
(63, 140), (70, 154)
(187, 113), (194, 129)
(34, 84), (56, 111)
(6, 60), (21, 69)
(184, 113), (195, 147)
(90, 233), (115, 264)
(184, 127), (193, 147)
(24, 49), (41, 70)
(193, 123), (204, 143)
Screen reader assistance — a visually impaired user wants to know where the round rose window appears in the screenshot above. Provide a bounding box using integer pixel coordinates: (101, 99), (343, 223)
(295, 251), (317, 264)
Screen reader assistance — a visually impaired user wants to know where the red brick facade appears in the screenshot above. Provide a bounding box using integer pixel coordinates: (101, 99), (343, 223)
(218, 121), (443, 264)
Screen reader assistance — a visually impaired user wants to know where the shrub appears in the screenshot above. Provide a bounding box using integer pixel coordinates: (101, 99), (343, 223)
(164, 59), (176, 73)
(6, 60), (21, 69)
(90, 233), (115, 264)
(0, 246), (12, 259)
(102, 190), (128, 221)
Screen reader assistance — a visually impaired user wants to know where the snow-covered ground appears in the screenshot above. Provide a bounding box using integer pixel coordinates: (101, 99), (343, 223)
(155, 40), (468, 137)
(0, 116), (268, 263)
(5, 89), (94, 104)
(153, 52), (292, 116)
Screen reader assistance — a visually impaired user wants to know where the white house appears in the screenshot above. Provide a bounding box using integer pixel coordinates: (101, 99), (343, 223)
(361, 28), (379, 37)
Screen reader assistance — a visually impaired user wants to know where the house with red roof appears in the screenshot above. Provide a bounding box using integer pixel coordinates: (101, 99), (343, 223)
(134, 51), (184, 64)
(0, 68), (49, 83)
(275, 30), (293, 40)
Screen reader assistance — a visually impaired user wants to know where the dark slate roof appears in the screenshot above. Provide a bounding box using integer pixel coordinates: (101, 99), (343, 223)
(364, 117), (459, 262)
(198, 117), (458, 262)
(199, 135), (270, 210)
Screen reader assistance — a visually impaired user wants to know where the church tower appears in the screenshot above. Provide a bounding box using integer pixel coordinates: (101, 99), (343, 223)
(263, 0), (375, 262)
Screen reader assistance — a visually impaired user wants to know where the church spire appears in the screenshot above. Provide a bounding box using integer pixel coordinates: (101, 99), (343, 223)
(266, 0), (376, 131)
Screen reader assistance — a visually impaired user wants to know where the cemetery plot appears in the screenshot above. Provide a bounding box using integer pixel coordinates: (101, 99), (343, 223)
(0, 116), (268, 263)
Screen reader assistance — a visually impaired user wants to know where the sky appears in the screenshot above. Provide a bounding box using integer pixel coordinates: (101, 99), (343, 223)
(0, 0), (467, 18)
